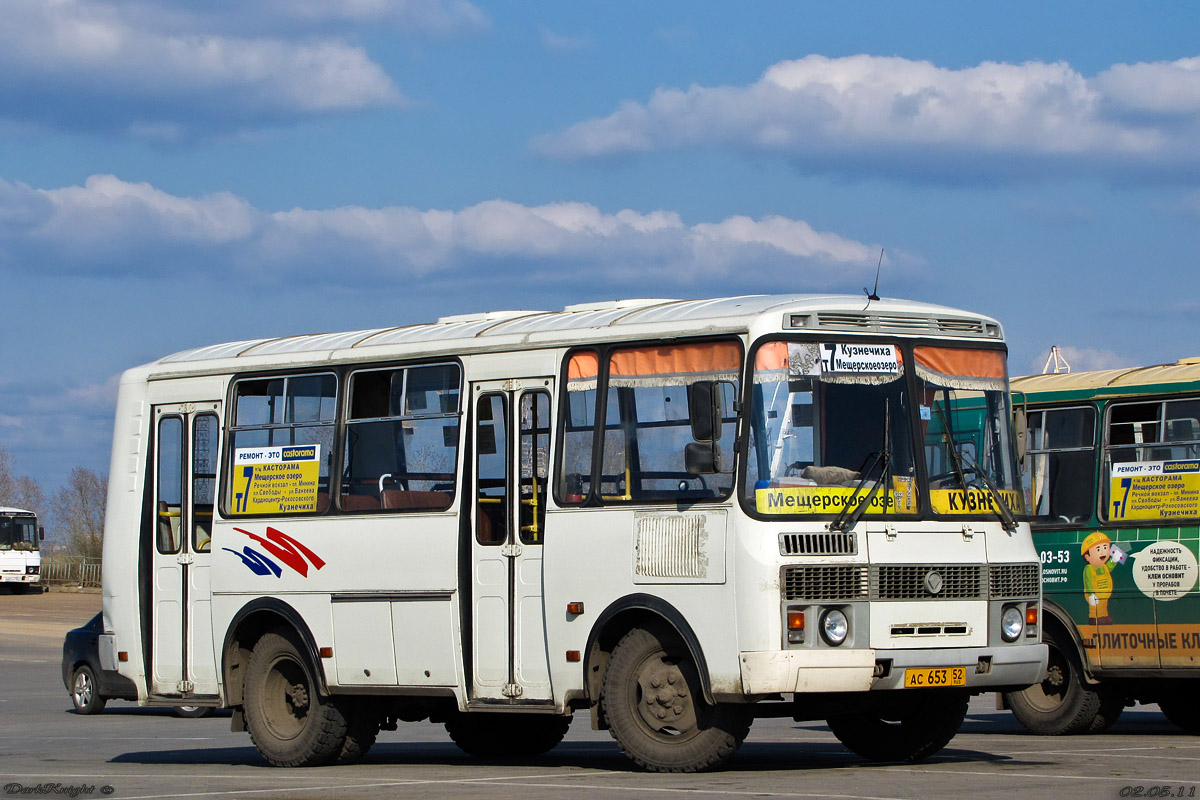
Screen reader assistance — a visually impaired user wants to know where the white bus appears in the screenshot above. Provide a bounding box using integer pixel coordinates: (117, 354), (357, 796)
(1, 507), (42, 593)
(100, 294), (1045, 771)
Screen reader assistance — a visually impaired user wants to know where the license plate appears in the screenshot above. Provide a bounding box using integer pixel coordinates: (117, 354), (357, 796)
(904, 666), (966, 688)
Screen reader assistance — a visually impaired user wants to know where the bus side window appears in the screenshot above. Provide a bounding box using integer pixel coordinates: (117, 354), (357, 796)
(156, 416), (184, 554)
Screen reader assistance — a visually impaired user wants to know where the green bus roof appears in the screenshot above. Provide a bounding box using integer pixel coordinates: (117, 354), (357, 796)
(1011, 358), (1200, 403)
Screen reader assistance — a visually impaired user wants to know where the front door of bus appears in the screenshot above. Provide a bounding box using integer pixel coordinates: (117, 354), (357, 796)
(149, 404), (221, 699)
(470, 380), (554, 703)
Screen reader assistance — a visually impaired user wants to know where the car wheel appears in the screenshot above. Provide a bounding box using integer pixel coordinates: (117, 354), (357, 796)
(71, 665), (107, 715)
(173, 705), (215, 718)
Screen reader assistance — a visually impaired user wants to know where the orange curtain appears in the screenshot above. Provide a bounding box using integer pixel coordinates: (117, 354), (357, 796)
(914, 347), (1005, 379)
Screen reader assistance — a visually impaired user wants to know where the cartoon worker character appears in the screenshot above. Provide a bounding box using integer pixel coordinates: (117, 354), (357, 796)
(1081, 531), (1126, 625)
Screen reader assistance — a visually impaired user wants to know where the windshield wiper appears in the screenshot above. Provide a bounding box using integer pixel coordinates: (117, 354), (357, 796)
(830, 402), (892, 533)
(958, 449), (1019, 532)
(933, 395), (1018, 532)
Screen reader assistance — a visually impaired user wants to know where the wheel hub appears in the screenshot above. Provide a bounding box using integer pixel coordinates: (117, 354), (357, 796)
(637, 658), (696, 734)
(286, 682), (309, 714)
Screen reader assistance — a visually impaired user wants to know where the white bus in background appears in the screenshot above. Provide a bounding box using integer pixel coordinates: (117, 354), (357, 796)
(1, 507), (43, 593)
(99, 294), (1045, 772)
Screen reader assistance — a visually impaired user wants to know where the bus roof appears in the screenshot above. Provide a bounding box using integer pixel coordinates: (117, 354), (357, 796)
(1011, 357), (1200, 402)
(0, 507), (35, 516)
(139, 294), (1004, 379)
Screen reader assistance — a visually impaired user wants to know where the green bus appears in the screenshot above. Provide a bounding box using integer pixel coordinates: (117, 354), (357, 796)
(1001, 360), (1200, 734)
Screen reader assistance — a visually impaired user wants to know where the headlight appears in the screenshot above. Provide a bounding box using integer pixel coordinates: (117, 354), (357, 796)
(1001, 605), (1024, 642)
(820, 608), (849, 646)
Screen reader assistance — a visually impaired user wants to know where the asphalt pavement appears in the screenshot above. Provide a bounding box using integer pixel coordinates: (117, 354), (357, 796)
(3, 588), (1198, 800)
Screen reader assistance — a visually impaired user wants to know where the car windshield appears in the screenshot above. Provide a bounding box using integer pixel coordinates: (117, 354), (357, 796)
(743, 341), (918, 518)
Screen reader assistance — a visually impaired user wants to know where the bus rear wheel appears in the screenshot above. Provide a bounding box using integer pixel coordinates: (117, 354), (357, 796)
(1006, 626), (1101, 735)
(827, 690), (968, 762)
(332, 699), (380, 764)
(601, 625), (750, 773)
(244, 629), (347, 767)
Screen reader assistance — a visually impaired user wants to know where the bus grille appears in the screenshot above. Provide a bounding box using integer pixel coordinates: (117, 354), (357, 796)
(871, 565), (985, 600)
(779, 532), (857, 556)
(782, 563), (1037, 602)
(781, 565), (869, 600)
(814, 312), (988, 337)
(989, 563), (1041, 599)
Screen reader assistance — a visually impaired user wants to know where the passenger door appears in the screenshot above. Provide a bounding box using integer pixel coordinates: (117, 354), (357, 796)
(149, 404), (221, 698)
(469, 379), (554, 704)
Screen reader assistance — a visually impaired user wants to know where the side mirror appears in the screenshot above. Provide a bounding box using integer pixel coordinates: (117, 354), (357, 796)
(688, 381), (722, 442)
(685, 442), (722, 475)
(39, 526), (45, 541)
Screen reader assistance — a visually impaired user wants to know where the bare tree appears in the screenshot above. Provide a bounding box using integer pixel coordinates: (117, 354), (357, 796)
(51, 467), (108, 559)
(0, 443), (46, 517)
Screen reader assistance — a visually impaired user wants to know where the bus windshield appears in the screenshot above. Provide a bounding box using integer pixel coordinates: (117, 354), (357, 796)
(744, 341), (1022, 520)
(0, 516), (38, 551)
(745, 340), (918, 517)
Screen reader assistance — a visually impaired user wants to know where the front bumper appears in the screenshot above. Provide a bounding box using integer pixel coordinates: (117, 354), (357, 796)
(740, 643), (1047, 695)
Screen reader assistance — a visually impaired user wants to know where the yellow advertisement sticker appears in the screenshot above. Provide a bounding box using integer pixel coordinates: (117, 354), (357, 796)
(1109, 460), (1200, 520)
(930, 488), (1022, 516)
(232, 445), (321, 515)
(755, 485), (909, 515)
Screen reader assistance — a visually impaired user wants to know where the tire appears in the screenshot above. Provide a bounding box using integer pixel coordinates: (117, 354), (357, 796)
(1006, 625), (1102, 735)
(332, 699), (380, 765)
(173, 705), (215, 718)
(71, 665), (107, 715)
(445, 713), (571, 758)
(1160, 689), (1200, 734)
(243, 628), (348, 767)
(827, 690), (968, 762)
(1087, 688), (1125, 733)
(601, 625), (751, 773)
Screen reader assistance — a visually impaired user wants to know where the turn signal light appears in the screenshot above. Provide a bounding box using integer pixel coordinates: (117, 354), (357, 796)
(566, 650), (581, 662)
(566, 602), (585, 615)
(1026, 606), (1038, 625)
(117, 651), (128, 662)
(787, 611), (805, 630)
(319, 647), (334, 659)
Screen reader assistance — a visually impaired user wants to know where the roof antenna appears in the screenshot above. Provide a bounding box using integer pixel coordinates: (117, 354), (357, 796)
(863, 248), (883, 308)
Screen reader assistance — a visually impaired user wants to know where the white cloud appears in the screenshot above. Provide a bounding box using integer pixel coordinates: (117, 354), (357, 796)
(538, 25), (589, 54)
(135, 0), (488, 37)
(534, 53), (1200, 183)
(0, 0), (416, 139)
(0, 174), (887, 289)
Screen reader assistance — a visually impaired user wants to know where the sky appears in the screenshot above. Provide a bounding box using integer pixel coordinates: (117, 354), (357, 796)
(1, 0), (1199, 495)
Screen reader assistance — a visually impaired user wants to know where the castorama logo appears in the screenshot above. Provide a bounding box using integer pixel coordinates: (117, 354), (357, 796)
(223, 527), (325, 578)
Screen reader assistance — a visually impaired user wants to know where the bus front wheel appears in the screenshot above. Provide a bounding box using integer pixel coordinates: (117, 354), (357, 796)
(1160, 688), (1200, 734)
(827, 690), (968, 762)
(1006, 625), (1102, 735)
(244, 628), (347, 767)
(601, 625), (750, 773)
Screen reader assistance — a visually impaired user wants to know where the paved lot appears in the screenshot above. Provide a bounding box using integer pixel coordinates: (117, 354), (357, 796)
(3, 589), (1199, 800)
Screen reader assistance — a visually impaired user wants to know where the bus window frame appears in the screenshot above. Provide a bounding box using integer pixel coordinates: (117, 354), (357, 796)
(1021, 403), (1099, 529)
(737, 335), (1018, 524)
(1100, 393), (1200, 525)
(221, 368), (341, 520)
(553, 336), (744, 509)
(340, 361), (462, 514)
